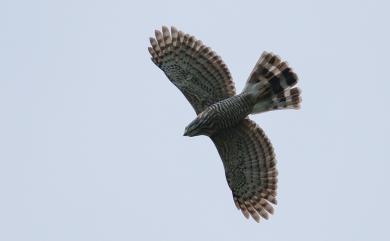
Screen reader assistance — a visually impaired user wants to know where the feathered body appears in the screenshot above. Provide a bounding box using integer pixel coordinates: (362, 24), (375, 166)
(184, 93), (255, 137)
(148, 26), (301, 222)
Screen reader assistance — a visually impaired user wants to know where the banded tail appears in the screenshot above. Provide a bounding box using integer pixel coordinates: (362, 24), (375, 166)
(242, 52), (301, 114)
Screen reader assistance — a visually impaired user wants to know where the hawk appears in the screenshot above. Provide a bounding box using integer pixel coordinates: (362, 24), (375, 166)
(148, 26), (301, 222)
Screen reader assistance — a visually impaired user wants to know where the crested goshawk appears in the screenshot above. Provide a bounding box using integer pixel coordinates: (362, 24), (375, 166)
(148, 26), (301, 222)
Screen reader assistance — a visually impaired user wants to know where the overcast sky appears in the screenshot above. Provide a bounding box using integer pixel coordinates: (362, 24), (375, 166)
(1, 0), (389, 240)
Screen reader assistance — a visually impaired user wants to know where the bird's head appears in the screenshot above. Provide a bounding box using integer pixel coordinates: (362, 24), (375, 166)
(183, 110), (216, 137)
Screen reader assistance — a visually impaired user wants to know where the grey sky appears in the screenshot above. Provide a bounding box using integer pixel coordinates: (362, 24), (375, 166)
(1, 0), (389, 240)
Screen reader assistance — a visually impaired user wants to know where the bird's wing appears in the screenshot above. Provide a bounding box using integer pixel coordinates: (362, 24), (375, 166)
(148, 26), (236, 114)
(211, 118), (278, 222)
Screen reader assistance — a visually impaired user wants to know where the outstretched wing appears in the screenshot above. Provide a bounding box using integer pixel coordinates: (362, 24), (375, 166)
(148, 26), (236, 114)
(211, 118), (278, 222)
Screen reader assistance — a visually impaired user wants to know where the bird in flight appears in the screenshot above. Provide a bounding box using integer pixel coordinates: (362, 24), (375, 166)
(148, 26), (301, 222)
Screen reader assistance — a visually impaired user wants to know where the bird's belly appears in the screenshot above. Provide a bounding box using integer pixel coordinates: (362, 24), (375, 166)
(209, 94), (255, 130)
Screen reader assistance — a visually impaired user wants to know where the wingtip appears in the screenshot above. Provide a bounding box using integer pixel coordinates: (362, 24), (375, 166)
(154, 29), (162, 38)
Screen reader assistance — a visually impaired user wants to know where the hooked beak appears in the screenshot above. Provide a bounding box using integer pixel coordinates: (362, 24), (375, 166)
(183, 117), (202, 137)
(183, 128), (190, 136)
(183, 127), (194, 137)
(183, 124), (198, 137)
